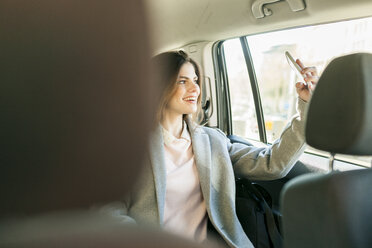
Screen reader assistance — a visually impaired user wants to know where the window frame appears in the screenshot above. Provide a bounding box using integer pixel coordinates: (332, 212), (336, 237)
(212, 42), (232, 134)
(213, 23), (372, 169)
(239, 37), (267, 144)
(213, 39), (267, 143)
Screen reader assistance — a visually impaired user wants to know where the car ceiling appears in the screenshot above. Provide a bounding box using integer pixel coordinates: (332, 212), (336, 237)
(145, 0), (372, 52)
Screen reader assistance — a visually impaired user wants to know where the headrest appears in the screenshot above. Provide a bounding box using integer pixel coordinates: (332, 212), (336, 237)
(305, 53), (372, 155)
(0, 1), (158, 216)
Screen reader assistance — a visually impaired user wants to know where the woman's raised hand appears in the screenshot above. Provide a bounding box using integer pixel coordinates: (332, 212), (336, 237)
(295, 59), (319, 102)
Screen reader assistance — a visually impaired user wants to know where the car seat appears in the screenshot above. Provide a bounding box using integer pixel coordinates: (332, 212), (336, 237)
(0, 1), (218, 247)
(280, 53), (372, 248)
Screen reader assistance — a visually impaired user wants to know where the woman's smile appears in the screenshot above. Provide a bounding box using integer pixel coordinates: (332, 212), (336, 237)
(183, 96), (197, 104)
(166, 62), (200, 116)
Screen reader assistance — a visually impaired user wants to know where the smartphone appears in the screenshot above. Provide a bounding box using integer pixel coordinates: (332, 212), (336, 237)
(285, 51), (307, 86)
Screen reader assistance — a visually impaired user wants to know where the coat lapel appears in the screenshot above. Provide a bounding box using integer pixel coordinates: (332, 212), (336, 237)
(149, 120), (212, 223)
(148, 125), (167, 224)
(188, 119), (212, 208)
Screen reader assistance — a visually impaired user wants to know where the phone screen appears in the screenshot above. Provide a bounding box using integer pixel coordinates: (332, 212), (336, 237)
(285, 51), (306, 85)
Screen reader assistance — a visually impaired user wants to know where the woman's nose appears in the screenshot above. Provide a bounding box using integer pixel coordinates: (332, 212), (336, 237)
(188, 82), (200, 93)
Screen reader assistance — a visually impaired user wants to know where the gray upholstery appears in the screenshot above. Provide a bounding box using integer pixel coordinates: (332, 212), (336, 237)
(305, 53), (372, 155)
(281, 53), (372, 248)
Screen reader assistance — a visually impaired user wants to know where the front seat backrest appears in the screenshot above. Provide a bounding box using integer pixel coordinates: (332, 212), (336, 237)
(0, 0), (156, 215)
(0, 1), (218, 247)
(280, 53), (372, 248)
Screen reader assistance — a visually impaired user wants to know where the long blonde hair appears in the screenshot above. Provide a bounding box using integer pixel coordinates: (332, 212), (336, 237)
(151, 50), (203, 123)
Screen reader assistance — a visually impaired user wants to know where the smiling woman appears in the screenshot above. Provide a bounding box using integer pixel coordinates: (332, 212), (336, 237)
(163, 62), (200, 125)
(152, 51), (207, 241)
(106, 49), (319, 248)
(154, 51), (203, 127)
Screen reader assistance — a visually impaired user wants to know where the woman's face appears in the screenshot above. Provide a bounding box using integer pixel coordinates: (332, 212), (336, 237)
(165, 62), (200, 116)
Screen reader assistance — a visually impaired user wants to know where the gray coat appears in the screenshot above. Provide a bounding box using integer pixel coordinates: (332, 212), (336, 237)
(108, 99), (307, 248)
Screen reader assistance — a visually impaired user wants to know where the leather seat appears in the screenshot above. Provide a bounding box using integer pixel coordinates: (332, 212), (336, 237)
(280, 53), (372, 248)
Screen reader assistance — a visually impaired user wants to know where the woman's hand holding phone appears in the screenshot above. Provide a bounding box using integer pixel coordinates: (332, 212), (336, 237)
(285, 51), (319, 102)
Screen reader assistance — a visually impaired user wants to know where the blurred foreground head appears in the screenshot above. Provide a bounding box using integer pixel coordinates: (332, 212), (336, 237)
(0, 0), (158, 216)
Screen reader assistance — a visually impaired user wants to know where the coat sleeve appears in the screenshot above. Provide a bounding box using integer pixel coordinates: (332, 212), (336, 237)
(226, 98), (308, 180)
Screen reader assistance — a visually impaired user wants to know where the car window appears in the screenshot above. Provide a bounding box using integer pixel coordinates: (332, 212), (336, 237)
(223, 17), (372, 168)
(224, 39), (260, 141)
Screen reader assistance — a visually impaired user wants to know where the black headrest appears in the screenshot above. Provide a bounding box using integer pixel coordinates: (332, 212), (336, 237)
(305, 53), (372, 155)
(0, 1), (158, 216)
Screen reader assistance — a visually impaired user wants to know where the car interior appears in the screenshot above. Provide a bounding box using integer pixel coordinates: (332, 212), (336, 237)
(281, 53), (372, 248)
(1, 0), (372, 247)
(146, 0), (372, 218)
(0, 1), (216, 248)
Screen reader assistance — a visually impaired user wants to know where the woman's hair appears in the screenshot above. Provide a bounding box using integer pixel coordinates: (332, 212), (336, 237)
(151, 50), (202, 123)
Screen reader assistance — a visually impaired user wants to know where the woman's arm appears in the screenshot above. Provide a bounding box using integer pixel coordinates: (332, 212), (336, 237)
(228, 98), (308, 180)
(228, 60), (318, 180)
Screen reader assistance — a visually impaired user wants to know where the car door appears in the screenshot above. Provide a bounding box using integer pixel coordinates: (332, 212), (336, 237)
(211, 17), (372, 216)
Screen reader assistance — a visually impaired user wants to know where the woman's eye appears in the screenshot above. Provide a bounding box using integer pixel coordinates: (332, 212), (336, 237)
(178, 80), (186, 84)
